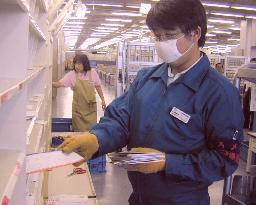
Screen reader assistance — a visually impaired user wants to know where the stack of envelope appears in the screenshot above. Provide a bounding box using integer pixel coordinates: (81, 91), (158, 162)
(108, 151), (165, 168)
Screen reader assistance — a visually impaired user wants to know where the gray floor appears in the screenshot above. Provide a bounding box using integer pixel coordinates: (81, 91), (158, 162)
(52, 81), (247, 205)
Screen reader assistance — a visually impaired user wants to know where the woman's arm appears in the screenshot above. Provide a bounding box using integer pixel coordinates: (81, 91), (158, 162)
(52, 81), (63, 88)
(95, 85), (106, 110)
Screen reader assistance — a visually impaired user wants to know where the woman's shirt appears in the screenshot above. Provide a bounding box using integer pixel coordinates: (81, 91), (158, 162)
(59, 69), (101, 89)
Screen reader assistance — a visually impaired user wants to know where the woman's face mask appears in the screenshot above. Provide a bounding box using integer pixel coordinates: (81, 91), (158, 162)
(155, 34), (194, 63)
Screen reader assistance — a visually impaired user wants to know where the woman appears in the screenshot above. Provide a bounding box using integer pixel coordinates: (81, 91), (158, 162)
(53, 54), (106, 131)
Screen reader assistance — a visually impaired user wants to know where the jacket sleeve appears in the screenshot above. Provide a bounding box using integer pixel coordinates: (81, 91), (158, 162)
(90, 70), (146, 155)
(165, 86), (244, 184)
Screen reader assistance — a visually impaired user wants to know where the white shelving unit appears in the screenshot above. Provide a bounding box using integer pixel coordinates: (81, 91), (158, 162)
(0, 0), (52, 204)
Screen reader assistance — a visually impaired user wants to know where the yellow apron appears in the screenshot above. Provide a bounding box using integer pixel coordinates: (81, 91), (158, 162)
(72, 71), (97, 131)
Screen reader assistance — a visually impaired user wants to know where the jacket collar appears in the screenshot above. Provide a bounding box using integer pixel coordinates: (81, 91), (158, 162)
(150, 53), (210, 92)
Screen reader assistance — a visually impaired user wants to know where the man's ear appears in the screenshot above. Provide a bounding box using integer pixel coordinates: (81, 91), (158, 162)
(192, 26), (202, 44)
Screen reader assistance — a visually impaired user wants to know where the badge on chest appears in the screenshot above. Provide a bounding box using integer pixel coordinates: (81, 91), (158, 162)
(170, 107), (191, 123)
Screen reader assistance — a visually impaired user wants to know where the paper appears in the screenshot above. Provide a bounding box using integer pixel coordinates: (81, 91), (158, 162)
(26, 151), (84, 174)
(47, 195), (92, 205)
(108, 151), (165, 168)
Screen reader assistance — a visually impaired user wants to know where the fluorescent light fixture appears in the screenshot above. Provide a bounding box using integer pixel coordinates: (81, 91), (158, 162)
(231, 6), (256, 11)
(246, 16), (256, 19)
(229, 27), (240, 31)
(63, 29), (82, 32)
(206, 33), (216, 37)
(208, 19), (234, 24)
(126, 5), (140, 9)
(63, 25), (83, 28)
(211, 12), (244, 18)
(92, 29), (113, 33)
(91, 34), (107, 37)
(101, 23), (124, 27)
(96, 51), (107, 54)
(64, 31), (81, 34)
(140, 3), (151, 15)
(86, 3), (123, 7)
(228, 38), (240, 41)
(212, 30), (232, 34)
(65, 22), (85, 25)
(76, 3), (88, 18)
(228, 44), (240, 47)
(81, 38), (101, 49)
(206, 41), (218, 44)
(112, 12), (142, 17)
(140, 25), (149, 29)
(97, 27), (119, 30)
(202, 3), (229, 8)
(106, 18), (132, 23)
(207, 25), (214, 28)
(69, 17), (87, 20)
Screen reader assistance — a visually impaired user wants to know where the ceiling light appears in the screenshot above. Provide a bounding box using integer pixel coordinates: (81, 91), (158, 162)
(206, 33), (216, 37)
(202, 3), (229, 8)
(86, 3), (123, 7)
(126, 5), (140, 9)
(92, 29), (112, 33)
(112, 12), (142, 17)
(97, 27), (119, 30)
(65, 22), (85, 25)
(212, 30), (232, 34)
(69, 17), (87, 20)
(90, 34), (107, 37)
(206, 41), (218, 44)
(211, 12), (244, 18)
(228, 38), (240, 41)
(106, 18), (132, 23)
(75, 2), (87, 18)
(231, 6), (256, 11)
(140, 3), (151, 15)
(63, 25), (83, 28)
(246, 16), (256, 19)
(229, 27), (240, 31)
(101, 23), (124, 27)
(207, 25), (214, 28)
(208, 19), (234, 24)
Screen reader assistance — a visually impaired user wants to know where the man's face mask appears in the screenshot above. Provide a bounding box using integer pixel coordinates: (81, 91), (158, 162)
(155, 33), (194, 63)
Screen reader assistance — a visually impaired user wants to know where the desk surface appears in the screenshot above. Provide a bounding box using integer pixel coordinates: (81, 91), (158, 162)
(47, 132), (99, 205)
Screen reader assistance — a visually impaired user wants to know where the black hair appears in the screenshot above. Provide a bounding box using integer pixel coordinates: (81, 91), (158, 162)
(146, 0), (207, 47)
(73, 54), (91, 71)
(250, 58), (256, 63)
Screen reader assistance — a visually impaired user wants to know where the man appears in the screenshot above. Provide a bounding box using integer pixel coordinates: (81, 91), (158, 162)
(59, 0), (244, 204)
(215, 62), (224, 74)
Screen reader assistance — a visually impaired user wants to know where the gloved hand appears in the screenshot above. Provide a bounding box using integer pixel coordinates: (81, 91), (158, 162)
(127, 147), (166, 174)
(58, 132), (99, 162)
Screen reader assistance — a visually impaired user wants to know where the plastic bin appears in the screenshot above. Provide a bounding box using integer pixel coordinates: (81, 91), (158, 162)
(52, 118), (73, 132)
(87, 155), (106, 174)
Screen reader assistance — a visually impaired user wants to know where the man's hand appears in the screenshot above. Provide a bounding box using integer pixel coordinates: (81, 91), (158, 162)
(127, 147), (166, 174)
(58, 132), (99, 161)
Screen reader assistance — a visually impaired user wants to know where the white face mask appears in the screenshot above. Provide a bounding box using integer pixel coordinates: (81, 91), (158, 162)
(155, 35), (194, 63)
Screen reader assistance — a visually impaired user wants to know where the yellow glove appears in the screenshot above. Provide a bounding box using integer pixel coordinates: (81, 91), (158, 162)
(58, 132), (99, 162)
(128, 147), (166, 174)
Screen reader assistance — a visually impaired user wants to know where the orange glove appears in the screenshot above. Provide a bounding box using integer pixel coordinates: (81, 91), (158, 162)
(58, 132), (99, 162)
(128, 147), (166, 174)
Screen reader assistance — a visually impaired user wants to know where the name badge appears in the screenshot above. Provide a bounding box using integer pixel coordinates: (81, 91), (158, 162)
(170, 107), (191, 123)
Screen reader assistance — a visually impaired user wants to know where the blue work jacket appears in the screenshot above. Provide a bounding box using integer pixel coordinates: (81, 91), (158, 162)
(91, 54), (244, 205)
